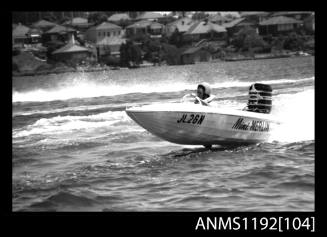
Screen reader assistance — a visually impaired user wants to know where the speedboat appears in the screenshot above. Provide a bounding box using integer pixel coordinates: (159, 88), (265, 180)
(126, 83), (280, 147)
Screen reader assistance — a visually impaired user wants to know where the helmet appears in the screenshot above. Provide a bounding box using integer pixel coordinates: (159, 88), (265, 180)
(198, 82), (211, 96)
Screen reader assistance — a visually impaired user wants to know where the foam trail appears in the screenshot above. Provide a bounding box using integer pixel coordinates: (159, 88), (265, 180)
(13, 77), (314, 102)
(269, 88), (314, 143)
(12, 111), (133, 138)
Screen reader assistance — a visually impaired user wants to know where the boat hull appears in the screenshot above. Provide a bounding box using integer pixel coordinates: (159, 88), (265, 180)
(126, 103), (277, 146)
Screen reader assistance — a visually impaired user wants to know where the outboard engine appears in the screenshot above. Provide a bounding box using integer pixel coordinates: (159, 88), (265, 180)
(246, 83), (272, 114)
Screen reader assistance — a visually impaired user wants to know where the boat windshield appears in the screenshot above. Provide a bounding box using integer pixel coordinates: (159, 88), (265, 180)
(181, 94), (197, 103)
(181, 94), (218, 107)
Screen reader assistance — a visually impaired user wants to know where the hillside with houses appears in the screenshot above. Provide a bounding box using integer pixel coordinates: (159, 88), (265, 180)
(12, 11), (315, 75)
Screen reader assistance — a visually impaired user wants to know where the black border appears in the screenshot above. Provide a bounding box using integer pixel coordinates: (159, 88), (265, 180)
(6, 5), (323, 235)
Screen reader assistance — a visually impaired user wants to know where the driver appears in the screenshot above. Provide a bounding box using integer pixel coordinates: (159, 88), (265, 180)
(194, 82), (216, 106)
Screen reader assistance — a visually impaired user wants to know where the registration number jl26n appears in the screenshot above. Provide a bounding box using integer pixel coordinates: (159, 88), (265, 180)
(177, 114), (205, 125)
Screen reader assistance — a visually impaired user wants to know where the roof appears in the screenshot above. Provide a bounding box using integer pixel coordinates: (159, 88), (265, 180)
(204, 11), (220, 15)
(46, 25), (76, 34)
(185, 21), (226, 35)
(108, 13), (131, 22)
(126, 20), (152, 29)
(33, 19), (56, 28)
(175, 21), (194, 32)
(222, 18), (246, 28)
(237, 21), (256, 27)
(27, 28), (43, 35)
(152, 11), (172, 16)
(71, 17), (88, 24)
(219, 12), (241, 18)
(96, 36), (126, 45)
(259, 16), (302, 25)
(271, 11), (313, 17)
(13, 24), (30, 38)
(168, 17), (193, 26)
(149, 22), (164, 29)
(52, 43), (90, 54)
(240, 12), (270, 17)
(208, 14), (229, 23)
(182, 46), (203, 55)
(95, 22), (121, 30)
(168, 17), (194, 32)
(137, 12), (164, 20)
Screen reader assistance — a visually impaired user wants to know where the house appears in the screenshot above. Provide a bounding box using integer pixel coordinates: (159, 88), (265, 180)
(13, 51), (48, 73)
(271, 11), (313, 21)
(85, 22), (122, 43)
(183, 20), (227, 42)
(96, 36), (126, 58)
(126, 20), (164, 38)
(258, 16), (302, 36)
(303, 13), (315, 32)
(165, 17), (193, 37)
(222, 17), (258, 36)
(152, 11), (172, 17)
(26, 28), (43, 44)
(126, 20), (151, 36)
(208, 14), (230, 25)
(219, 12), (241, 19)
(181, 46), (212, 64)
(52, 39), (91, 64)
(43, 25), (77, 43)
(64, 17), (91, 31)
(69, 17), (88, 25)
(136, 12), (164, 21)
(108, 13), (131, 22)
(148, 22), (165, 38)
(32, 19), (57, 31)
(239, 12), (270, 23)
(12, 23), (30, 47)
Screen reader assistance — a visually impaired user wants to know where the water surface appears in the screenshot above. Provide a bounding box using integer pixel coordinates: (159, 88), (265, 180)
(12, 56), (315, 211)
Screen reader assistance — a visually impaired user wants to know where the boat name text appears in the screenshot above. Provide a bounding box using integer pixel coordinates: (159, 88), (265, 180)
(232, 118), (269, 132)
(177, 114), (205, 125)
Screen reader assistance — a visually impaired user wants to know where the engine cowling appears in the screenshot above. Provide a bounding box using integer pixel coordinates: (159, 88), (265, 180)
(247, 83), (272, 114)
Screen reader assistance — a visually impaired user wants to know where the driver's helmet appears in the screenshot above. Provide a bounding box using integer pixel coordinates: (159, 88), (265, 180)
(198, 82), (212, 97)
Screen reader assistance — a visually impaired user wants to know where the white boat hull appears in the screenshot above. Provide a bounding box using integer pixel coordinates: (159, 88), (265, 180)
(126, 103), (278, 146)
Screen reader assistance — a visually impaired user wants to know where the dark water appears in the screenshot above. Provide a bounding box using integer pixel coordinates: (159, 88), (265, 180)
(12, 57), (314, 211)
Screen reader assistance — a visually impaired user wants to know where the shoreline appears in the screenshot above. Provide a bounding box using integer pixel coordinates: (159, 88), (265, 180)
(12, 53), (313, 78)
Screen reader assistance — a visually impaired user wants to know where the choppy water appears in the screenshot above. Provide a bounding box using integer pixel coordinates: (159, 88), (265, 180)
(12, 57), (315, 212)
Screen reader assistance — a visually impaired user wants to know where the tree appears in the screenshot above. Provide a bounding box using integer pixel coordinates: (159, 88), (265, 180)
(271, 36), (284, 52)
(243, 32), (266, 50)
(119, 41), (142, 67)
(192, 12), (208, 21)
(141, 38), (162, 63)
(232, 26), (267, 52)
(43, 13), (57, 23)
(45, 40), (65, 62)
(59, 16), (70, 25)
(129, 44), (143, 66)
(225, 13), (236, 21)
(158, 16), (175, 25)
(161, 43), (181, 65)
(101, 55), (120, 66)
(119, 43), (128, 66)
(88, 12), (108, 25)
(129, 32), (150, 43)
(169, 29), (183, 47)
(283, 32), (305, 51)
(116, 19), (132, 28)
